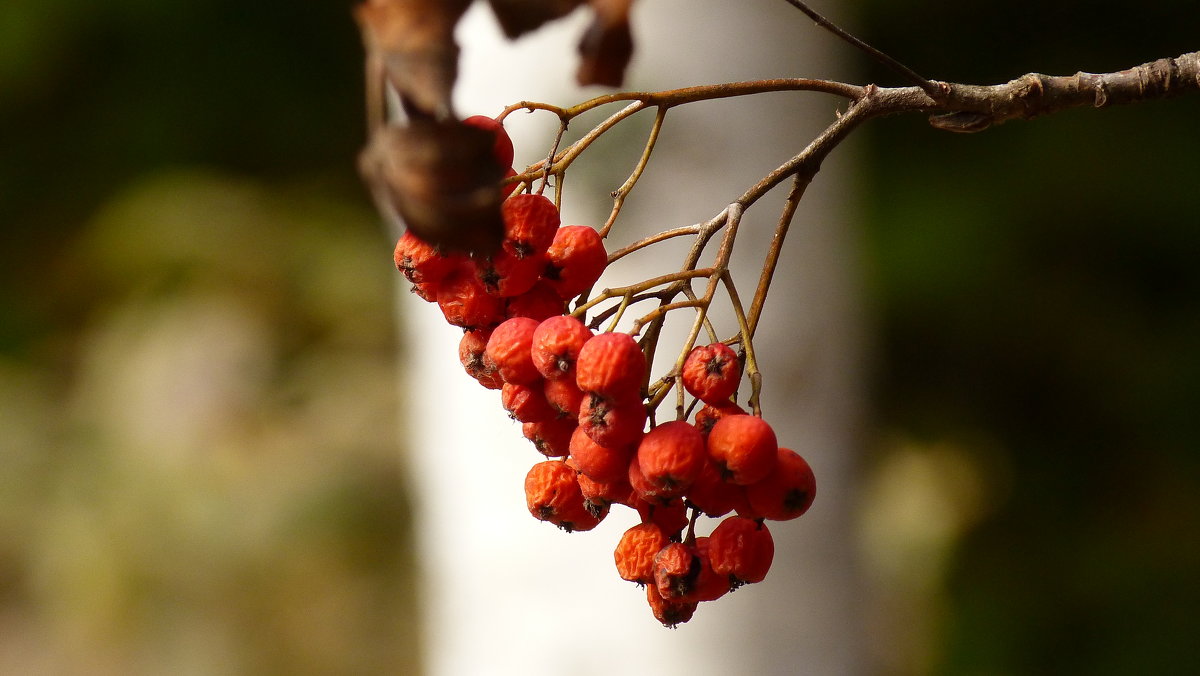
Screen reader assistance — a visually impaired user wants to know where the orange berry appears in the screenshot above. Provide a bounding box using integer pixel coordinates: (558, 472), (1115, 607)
(501, 193), (560, 257)
(744, 447), (816, 520)
(524, 460), (603, 532)
(614, 522), (670, 584)
(504, 280), (566, 321)
(569, 425), (635, 484)
(708, 516), (774, 587)
(645, 582), (697, 628)
(636, 421), (707, 496)
(578, 392), (646, 449)
(575, 332), (646, 398)
(462, 114), (514, 168)
(522, 417), (576, 457)
(531, 315), (594, 380)
(706, 414), (779, 485)
(501, 381), (555, 423)
(681, 342), (742, 405)
(436, 266), (505, 329)
(458, 329), (502, 390)
(543, 225), (608, 300)
(543, 377), (585, 419)
(484, 317), (541, 385)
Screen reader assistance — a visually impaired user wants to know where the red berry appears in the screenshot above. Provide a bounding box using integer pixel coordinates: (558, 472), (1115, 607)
(575, 332), (646, 398)
(569, 424), (635, 484)
(636, 421), (707, 496)
(502, 381), (555, 423)
(458, 329), (503, 390)
(653, 542), (698, 600)
(543, 225), (608, 300)
(681, 342), (742, 405)
(543, 377), (585, 419)
(645, 582), (697, 628)
(706, 414), (779, 485)
(634, 496), (690, 536)
(500, 167), (521, 200)
(653, 541), (729, 603)
(524, 460), (603, 532)
(462, 114), (515, 168)
(531, 315), (594, 381)
(484, 317), (541, 385)
(522, 417), (576, 457)
(693, 400), (747, 438)
(683, 458), (746, 518)
(436, 266), (505, 329)
(502, 193), (560, 258)
(744, 447), (816, 520)
(614, 522), (670, 584)
(628, 454), (673, 505)
(576, 470), (634, 516)
(505, 280), (567, 321)
(579, 392), (646, 449)
(474, 248), (545, 297)
(394, 230), (459, 286)
(690, 537), (731, 602)
(708, 516), (774, 587)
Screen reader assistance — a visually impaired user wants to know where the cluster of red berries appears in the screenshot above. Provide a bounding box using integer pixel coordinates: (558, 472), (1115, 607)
(393, 115), (817, 628)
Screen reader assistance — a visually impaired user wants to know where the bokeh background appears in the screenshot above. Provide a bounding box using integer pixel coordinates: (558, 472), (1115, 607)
(1, 0), (1197, 674)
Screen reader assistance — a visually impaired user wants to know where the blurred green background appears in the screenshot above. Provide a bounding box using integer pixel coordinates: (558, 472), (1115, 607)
(0, 1), (416, 674)
(1, 0), (1197, 674)
(858, 1), (1200, 674)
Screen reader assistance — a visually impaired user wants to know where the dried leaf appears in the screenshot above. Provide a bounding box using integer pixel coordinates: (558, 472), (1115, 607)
(355, 0), (472, 117)
(576, 1), (634, 88)
(487, 0), (585, 39)
(360, 121), (506, 254)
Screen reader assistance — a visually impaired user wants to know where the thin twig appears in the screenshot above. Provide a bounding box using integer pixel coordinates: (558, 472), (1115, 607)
(779, 0), (941, 97)
(601, 106), (668, 237)
(748, 175), (807, 337)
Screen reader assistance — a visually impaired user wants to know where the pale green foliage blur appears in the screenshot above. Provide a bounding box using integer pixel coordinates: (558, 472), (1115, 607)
(0, 2), (419, 674)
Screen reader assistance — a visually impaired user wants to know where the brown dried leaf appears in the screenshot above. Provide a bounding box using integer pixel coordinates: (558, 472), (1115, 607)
(355, 0), (472, 117)
(487, 0), (586, 39)
(576, 0), (634, 88)
(360, 121), (506, 254)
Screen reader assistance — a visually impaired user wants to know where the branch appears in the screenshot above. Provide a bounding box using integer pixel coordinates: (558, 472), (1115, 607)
(919, 52), (1200, 132)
